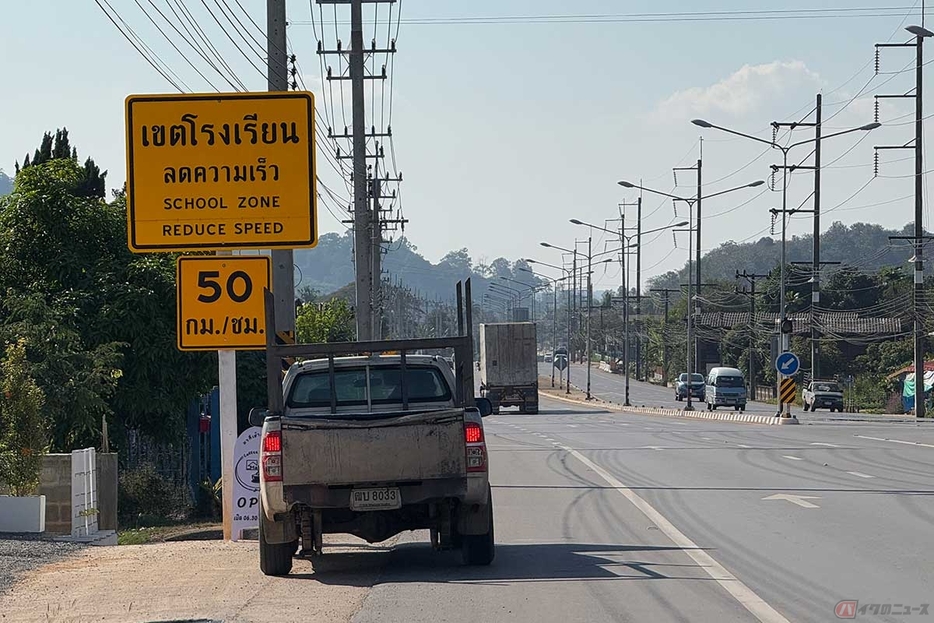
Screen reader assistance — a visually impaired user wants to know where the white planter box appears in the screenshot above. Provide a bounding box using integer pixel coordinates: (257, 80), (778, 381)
(0, 495), (46, 533)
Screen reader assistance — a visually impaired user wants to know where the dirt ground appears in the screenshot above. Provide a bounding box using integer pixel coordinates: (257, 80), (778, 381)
(0, 536), (393, 623)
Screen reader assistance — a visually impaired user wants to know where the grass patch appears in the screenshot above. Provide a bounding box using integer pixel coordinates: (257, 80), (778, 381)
(118, 522), (221, 546)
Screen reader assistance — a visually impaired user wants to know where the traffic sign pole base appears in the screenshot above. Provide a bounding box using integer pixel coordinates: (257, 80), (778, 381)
(776, 415), (799, 425)
(683, 405), (696, 412)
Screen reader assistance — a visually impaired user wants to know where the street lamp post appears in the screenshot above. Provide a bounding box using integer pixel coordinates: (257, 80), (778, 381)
(520, 267), (569, 388)
(526, 259), (574, 393)
(618, 179), (764, 411)
(540, 243), (615, 400)
(692, 118), (879, 418)
(570, 218), (687, 406)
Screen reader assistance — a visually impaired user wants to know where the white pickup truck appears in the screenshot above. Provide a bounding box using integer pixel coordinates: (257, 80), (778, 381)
(251, 282), (495, 576)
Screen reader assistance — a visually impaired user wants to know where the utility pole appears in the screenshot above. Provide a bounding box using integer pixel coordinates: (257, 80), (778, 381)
(650, 288), (679, 384)
(772, 96), (826, 381)
(813, 95), (822, 378)
(874, 24), (933, 417)
(736, 271), (769, 400)
(636, 195), (642, 380)
(320, 0), (397, 340)
(221, 0), (289, 542)
(350, 0), (370, 339)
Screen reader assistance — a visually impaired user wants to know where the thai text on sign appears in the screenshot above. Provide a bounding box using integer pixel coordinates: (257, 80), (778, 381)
(125, 92), (317, 252)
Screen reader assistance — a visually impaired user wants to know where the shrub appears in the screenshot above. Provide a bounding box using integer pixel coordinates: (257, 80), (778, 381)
(118, 463), (189, 526)
(0, 339), (47, 496)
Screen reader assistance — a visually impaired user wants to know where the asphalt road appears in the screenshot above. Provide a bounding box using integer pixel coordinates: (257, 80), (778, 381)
(347, 396), (934, 623)
(540, 362), (878, 420)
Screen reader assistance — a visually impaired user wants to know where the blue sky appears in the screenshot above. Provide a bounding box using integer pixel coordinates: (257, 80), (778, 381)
(2, 1), (932, 292)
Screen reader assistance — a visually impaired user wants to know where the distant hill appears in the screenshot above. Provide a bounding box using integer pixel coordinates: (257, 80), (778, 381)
(0, 170), (12, 196)
(648, 221), (920, 291)
(295, 231), (542, 301)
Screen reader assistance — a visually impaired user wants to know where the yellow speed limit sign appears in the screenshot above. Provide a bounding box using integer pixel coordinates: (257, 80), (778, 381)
(176, 256), (271, 351)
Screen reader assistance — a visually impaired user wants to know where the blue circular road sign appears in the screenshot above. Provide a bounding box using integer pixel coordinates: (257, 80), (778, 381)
(775, 352), (800, 376)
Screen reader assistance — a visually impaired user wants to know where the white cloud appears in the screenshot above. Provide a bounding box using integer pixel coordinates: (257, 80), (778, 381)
(653, 60), (823, 121)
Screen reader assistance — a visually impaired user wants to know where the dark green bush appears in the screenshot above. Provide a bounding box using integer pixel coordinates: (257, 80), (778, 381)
(118, 463), (189, 526)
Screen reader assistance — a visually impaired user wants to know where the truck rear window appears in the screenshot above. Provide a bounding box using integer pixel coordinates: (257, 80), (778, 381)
(287, 366), (452, 408)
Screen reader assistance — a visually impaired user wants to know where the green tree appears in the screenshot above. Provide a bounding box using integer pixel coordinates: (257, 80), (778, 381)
(15, 128), (107, 200)
(0, 155), (214, 450)
(0, 340), (47, 496)
(296, 299), (356, 343)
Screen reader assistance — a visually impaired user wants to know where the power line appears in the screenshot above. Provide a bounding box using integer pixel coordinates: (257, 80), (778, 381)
(169, 0), (246, 90)
(136, 0), (220, 91)
(95, 0), (188, 91)
(292, 6), (932, 27)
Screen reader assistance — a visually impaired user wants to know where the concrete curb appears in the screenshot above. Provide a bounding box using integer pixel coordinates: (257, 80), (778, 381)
(539, 389), (793, 426)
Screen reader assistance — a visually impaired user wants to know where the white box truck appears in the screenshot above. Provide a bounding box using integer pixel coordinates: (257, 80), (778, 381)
(478, 322), (539, 414)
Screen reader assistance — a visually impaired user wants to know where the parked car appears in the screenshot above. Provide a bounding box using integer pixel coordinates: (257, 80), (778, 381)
(803, 380), (844, 412)
(675, 373), (706, 401)
(705, 367), (747, 412)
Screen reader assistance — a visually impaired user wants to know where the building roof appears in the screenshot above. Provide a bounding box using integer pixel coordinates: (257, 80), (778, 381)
(887, 361), (934, 379)
(696, 312), (902, 335)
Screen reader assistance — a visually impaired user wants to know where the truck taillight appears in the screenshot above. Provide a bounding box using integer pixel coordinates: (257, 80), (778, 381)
(263, 431), (281, 453)
(465, 422), (487, 473)
(261, 430), (283, 482)
(465, 422), (484, 444)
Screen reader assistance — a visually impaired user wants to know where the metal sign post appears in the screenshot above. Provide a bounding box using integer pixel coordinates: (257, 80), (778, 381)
(774, 351), (801, 423)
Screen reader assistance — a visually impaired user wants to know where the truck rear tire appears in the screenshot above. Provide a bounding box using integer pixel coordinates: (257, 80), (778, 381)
(462, 491), (495, 566)
(259, 509), (296, 576)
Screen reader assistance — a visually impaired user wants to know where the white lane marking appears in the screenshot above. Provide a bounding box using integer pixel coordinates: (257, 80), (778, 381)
(762, 494), (821, 509)
(782, 455), (804, 461)
(737, 444), (753, 449)
(641, 445), (664, 451)
(847, 471), (875, 479)
(855, 434), (934, 449)
(561, 444), (792, 623)
(701, 437), (713, 441)
(810, 442), (840, 448)
(545, 438), (555, 442)
(567, 424), (578, 428)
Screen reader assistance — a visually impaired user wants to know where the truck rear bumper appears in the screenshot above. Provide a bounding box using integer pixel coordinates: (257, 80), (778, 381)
(281, 475), (487, 510)
(267, 476), (490, 544)
(483, 384), (538, 410)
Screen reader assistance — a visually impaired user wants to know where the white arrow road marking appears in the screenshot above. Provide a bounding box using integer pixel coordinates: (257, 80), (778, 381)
(762, 494), (821, 508)
(810, 442), (840, 448)
(562, 444), (792, 623)
(782, 455), (804, 461)
(846, 471), (874, 479)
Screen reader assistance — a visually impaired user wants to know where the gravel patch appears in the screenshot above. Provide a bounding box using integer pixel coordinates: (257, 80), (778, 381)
(0, 534), (85, 596)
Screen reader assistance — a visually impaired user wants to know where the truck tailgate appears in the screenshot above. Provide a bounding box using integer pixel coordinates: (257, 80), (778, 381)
(281, 409), (466, 485)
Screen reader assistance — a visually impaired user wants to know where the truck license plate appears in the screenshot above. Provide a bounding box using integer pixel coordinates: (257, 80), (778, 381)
(350, 487), (402, 511)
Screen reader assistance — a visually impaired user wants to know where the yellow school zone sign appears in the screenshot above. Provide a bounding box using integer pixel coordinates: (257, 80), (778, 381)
(176, 256), (271, 351)
(126, 92), (317, 252)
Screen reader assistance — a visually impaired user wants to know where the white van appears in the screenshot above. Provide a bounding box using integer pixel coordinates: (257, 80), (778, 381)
(705, 367), (747, 412)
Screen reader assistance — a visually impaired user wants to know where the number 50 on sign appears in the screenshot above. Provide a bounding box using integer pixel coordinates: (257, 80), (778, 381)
(176, 256), (271, 351)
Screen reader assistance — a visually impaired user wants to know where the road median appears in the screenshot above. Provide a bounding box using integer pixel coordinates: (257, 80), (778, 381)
(538, 377), (783, 425)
